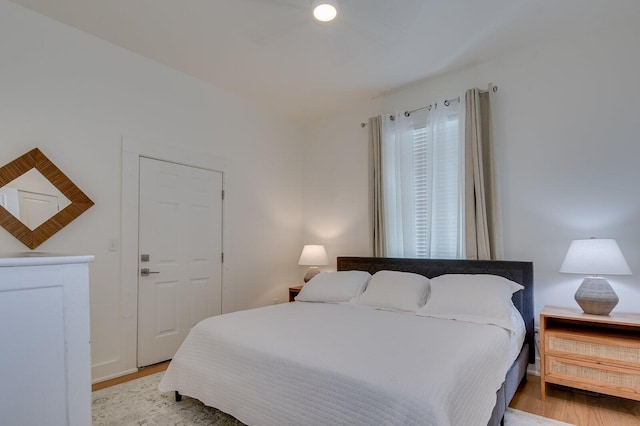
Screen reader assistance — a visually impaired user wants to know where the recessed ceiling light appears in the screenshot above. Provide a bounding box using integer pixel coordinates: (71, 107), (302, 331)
(313, 2), (337, 22)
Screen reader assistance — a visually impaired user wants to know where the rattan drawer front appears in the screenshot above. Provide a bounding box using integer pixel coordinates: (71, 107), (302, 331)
(546, 331), (640, 368)
(546, 356), (640, 398)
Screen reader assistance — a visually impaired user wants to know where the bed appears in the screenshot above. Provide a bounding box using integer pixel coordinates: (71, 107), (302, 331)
(159, 257), (534, 426)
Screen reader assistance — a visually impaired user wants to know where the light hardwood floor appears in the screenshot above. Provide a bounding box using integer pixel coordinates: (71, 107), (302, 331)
(92, 361), (170, 392)
(510, 375), (640, 426)
(94, 368), (640, 425)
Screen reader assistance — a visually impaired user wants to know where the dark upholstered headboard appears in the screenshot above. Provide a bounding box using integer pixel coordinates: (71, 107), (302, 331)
(337, 257), (535, 363)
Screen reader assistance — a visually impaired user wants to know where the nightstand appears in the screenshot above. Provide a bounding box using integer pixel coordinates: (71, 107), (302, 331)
(289, 285), (303, 302)
(540, 306), (640, 401)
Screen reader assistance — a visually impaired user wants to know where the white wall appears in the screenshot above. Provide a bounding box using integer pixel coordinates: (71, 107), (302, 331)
(300, 108), (380, 267)
(303, 16), (640, 318)
(0, 0), (303, 381)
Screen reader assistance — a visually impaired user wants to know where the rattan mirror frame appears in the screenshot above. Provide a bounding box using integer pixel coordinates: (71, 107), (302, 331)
(0, 148), (94, 249)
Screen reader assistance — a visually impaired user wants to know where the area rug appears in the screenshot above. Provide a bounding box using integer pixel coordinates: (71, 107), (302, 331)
(504, 408), (573, 426)
(92, 372), (573, 425)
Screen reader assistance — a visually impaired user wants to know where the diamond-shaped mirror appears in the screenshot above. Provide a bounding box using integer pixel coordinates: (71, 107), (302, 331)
(0, 148), (94, 249)
(1, 168), (73, 230)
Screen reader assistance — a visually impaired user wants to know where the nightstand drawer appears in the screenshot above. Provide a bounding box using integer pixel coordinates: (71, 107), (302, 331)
(545, 329), (640, 368)
(546, 355), (640, 398)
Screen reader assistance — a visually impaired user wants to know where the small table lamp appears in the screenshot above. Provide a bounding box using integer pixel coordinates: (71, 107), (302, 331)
(298, 245), (328, 282)
(560, 238), (632, 315)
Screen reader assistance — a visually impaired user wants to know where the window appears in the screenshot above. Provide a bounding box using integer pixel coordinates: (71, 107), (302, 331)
(382, 101), (464, 259)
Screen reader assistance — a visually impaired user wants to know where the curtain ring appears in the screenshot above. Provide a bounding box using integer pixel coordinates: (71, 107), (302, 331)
(404, 111), (411, 117)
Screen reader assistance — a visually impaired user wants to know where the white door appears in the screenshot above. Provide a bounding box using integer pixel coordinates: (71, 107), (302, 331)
(137, 157), (223, 367)
(18, 190), (60, 229)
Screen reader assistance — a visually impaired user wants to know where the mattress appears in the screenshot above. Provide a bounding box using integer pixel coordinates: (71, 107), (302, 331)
(159, 301), (525, 426)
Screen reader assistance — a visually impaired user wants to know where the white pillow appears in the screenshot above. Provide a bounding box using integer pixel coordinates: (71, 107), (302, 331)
(352, 270), (430, 312)
(295, 271), (371, 303)
(416, 274), (524, 332)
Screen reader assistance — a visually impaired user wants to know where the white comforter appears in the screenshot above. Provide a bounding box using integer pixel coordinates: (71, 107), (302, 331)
(159, 302), (524, 426)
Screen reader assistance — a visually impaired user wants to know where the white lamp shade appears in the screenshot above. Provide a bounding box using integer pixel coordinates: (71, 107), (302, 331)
(560, 238), (632, 276)
(298, 245), (328, 266)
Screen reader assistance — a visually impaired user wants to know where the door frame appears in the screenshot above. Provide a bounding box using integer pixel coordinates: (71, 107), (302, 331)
(93, 137), (229, 381)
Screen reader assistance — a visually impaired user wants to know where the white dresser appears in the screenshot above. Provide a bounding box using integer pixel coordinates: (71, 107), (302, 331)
(0, 254), (94, 426)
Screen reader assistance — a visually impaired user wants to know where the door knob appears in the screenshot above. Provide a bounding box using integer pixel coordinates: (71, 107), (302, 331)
(140, 268), (160, 276)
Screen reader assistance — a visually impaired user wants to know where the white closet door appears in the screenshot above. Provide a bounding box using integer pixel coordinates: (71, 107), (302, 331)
(137, 157), (223, 367)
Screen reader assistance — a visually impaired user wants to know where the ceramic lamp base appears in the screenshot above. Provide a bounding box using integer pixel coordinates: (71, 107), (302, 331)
(303, 266), (320, 283)
(574, 277), (619, 315)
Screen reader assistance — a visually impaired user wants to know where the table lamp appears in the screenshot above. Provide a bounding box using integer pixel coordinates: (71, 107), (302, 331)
(559, 238), (632, 315)
(298, 245), (328, 282)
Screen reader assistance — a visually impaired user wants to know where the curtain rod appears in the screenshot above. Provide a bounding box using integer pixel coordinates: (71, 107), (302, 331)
(360, 85), (498, 128)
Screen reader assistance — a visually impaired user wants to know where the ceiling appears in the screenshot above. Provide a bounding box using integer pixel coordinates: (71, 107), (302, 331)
(7, 0), (637, 122)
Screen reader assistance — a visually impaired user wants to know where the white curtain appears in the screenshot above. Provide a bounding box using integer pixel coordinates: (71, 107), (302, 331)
(382, 112), (416, 257)
(381, 100), (464, 258)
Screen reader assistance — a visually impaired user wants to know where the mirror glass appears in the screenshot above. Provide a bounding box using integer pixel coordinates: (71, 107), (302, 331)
(0, 168), (72, 230)
(0, 148), (94, 249)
